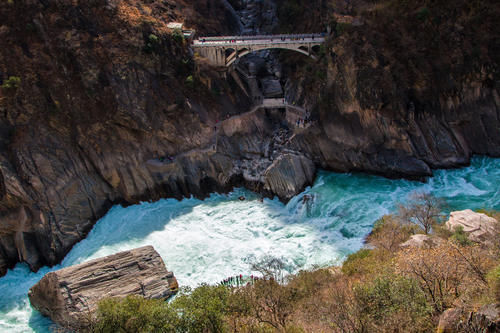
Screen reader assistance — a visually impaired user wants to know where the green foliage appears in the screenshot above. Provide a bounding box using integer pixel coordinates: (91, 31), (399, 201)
(93, 285), (230, 333)
(172, 28), (184, 44)
(450, 225), (473, 246)
(94, 296), (179, 332)
(354, 276), (433, 331)
(487, 265), (500, 302)
(175, 58), (194, 79)
(1, 76), (21, 90)
(335, 22), (351, 36)
(185, 75), (195, 90)
(144, 34), (161, 54)
(342, 249), (374, 276)
(173, 285), (230, 332)
(476, 209), (500, 219)
(416, 7), (430, 21)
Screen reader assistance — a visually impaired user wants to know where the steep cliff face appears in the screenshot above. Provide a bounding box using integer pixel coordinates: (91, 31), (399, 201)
(281, 0), (500, 177)
(0, 0), (249, 276)
(0, 0), (499, 277)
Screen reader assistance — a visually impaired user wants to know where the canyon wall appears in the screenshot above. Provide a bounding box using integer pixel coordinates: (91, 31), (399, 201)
(0, 0), (499, 276)
(281, 0), (499, 177)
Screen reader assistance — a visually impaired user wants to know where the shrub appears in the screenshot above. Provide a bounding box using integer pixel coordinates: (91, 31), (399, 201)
(397, 242), (492, 312)
(173, 285), (230, 333)
(335, 22), (351, 36)
(354, 276), (433, 332)
(172, 28), (184, 44)
(232, 277), (302, 331)
(417, 7), (430, 21)
(342, 248), (392, 278)
(1, 76), (21, 90)
(144, 34), (160, 54)
(185, 75), (195, 90)
(93, 296), (179, 332)
(93, 285), (230, 332)
(367, 215), (415, 252)
(450, 225), (473, 246)
(487, 265), (500, 302)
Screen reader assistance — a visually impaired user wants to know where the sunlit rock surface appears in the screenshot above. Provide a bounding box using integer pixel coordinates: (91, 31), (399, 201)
(28, 246), (177, 329)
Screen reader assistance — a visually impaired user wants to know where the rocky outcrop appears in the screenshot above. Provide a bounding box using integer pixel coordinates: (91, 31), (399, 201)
(437, 305), (500, 333)
(445, 210), (498, 243)
(400, 234), (444, 249)
(0, 0), (250, 276)
(28, 246), (177, 329)
(263, 154), (315, 202)
(281, 0), (500, 178)
(437, 308), (463, 333)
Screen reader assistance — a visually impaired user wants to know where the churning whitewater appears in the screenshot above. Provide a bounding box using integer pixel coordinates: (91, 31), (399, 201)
(1, 157), (499, 332)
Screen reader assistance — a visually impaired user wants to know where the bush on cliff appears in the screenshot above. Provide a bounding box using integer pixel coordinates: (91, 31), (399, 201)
(488, 265), (500, 303)
(93, 295), (179, 332)
(0, 76), (21, 90)
(92, 285), (230, 333)
(354, 275), (433, 332)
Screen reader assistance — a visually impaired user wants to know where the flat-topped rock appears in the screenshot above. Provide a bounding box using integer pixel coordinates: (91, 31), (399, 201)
(400, 234), (444, 248)
(28, 246), (178, 329)
(445, 209), (498, 243)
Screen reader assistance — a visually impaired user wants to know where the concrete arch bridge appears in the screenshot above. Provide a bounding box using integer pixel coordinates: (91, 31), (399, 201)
(192, 33), (325, 67)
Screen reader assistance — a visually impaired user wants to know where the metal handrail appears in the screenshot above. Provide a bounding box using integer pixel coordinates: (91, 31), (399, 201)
(193, 33), (326, 42)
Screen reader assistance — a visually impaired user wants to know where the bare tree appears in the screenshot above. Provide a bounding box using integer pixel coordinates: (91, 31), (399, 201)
(398, 192), (445, 234)
(251, 255), (292, 283)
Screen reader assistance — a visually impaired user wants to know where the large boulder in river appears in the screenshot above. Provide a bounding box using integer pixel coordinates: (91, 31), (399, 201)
(28, 246), (178, 329)
(263, 154), (316, 201)
(445, 210), (498, 243)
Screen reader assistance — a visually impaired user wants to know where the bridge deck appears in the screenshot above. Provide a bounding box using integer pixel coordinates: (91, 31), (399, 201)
(192, 34), (325, 47)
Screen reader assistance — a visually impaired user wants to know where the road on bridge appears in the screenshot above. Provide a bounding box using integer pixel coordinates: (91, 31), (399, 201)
(192, 34), (326, 46)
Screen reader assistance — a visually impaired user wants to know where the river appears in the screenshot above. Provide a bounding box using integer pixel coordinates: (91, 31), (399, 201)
(0, 157), (499, 332)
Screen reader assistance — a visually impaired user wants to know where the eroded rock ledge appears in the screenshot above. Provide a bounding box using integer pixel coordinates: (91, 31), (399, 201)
(28, 246), (177, 329)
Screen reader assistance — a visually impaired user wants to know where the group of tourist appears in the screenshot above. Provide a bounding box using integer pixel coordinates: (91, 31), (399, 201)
(158, 155), (175, 163)
(296, 112), (311, 128)
(220, 274), (260, 287)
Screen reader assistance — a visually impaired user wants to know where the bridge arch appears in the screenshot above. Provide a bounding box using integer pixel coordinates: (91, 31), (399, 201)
(225, 46), (317, 66)
(192, 34), (326, 67)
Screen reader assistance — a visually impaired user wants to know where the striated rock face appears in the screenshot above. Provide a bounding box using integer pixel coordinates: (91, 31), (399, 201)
(281, 0), (500, 178)
(264, 154), (315, 202)
(445, 210), (498, 243)
(28, 246), (177, 329)
(0, 0), (499, 277)
(0, 0), (249, 276)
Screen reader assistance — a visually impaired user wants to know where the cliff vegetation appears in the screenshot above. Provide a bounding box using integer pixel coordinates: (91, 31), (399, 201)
(87, 201), (500, 332)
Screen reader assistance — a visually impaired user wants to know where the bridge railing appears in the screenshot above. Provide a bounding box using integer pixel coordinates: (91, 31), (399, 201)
(193, 33), (326, 44)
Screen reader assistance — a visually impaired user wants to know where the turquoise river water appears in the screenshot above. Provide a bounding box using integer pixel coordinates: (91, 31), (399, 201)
(0, 157), (499, 332)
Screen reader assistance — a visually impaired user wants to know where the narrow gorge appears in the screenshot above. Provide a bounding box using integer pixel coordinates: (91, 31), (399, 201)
(0, 0), (499, 331)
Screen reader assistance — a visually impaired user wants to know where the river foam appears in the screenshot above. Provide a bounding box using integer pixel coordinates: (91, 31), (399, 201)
(0, 157), (499, 332)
